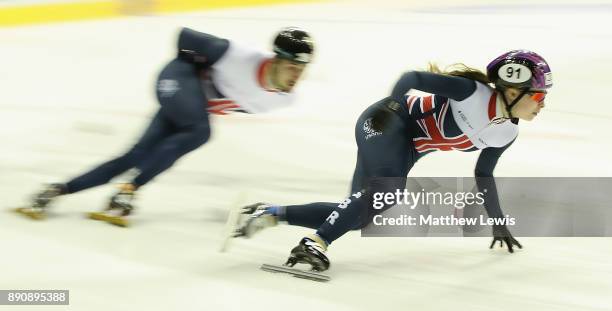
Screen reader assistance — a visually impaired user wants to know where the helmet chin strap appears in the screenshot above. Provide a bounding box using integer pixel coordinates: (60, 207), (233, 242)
(499, 87), (529, 121)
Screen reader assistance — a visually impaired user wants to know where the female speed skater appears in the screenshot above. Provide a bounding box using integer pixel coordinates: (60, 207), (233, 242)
(15, 27), (314, 227)
(233, 50), (552, 271)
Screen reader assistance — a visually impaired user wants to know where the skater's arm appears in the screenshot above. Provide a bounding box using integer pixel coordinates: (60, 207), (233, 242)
(390, 71), (476, 103)
(177, 27), (230, 67)
(474, 140), (514, 220)
(476, 140), (523, 253)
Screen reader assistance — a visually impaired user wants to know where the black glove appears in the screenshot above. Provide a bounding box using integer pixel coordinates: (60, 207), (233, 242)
(490, 225), (522, 253)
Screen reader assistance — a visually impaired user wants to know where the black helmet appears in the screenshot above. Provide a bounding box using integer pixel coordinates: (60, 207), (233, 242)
(273, 27), (314, 64)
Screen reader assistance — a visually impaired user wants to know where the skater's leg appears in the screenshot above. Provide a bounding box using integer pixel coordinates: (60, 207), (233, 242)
(314, 100), (418, 245)
(284, 202), (339, 229)
(87, 58), (209, 225)
(349, 151), (367, 194)
(15, 110), (173, 220)
(262, 152), (366, 230)
(315, 177), (408, 244)
(131, 121), (210, 187)
(282, 100), (418, 271)
(18, 112), (173, 221)
(129, 58), (211, 188)
(64, 111), (173, 193)
(233, 202), (339, 239)
(274, 142), (368, 230)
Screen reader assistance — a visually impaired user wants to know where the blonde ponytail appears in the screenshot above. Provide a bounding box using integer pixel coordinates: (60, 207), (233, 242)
(427, 62), (491, 85)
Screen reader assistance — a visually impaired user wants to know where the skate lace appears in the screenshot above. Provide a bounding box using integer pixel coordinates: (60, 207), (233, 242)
(111, 191), (134, 210)
(304, 240), (326, 254)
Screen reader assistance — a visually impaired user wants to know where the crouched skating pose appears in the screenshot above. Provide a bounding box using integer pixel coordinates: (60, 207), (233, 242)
(16, 27), (314, 227)
(234, 50), (552, 271)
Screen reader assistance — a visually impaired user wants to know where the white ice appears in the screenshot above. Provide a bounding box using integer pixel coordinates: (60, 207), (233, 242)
(1, 1), (612, 310)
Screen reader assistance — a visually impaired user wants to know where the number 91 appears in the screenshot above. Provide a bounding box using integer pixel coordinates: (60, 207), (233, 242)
(506, 66), (521, 79)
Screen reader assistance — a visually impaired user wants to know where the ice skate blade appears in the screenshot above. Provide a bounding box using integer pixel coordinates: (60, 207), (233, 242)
(219, 193), (248, 252)
(87, 211), (107, 221)
(87, 212), (129, 227)
(260, 264), (331, 282)
(220, 205), (241, 252)
(14, 207), (46, 220)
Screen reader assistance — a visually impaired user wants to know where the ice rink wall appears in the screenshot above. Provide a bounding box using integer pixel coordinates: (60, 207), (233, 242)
(0, 0), (322, 27)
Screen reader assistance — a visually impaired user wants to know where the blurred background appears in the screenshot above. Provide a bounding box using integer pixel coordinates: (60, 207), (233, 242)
(1, 0), (612, 310)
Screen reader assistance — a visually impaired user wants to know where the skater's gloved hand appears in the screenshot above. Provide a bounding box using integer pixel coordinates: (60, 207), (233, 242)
(490, 224), (522, 253)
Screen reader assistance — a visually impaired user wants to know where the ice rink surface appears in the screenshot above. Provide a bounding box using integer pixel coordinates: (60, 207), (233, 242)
(1, 0), (612, 310)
